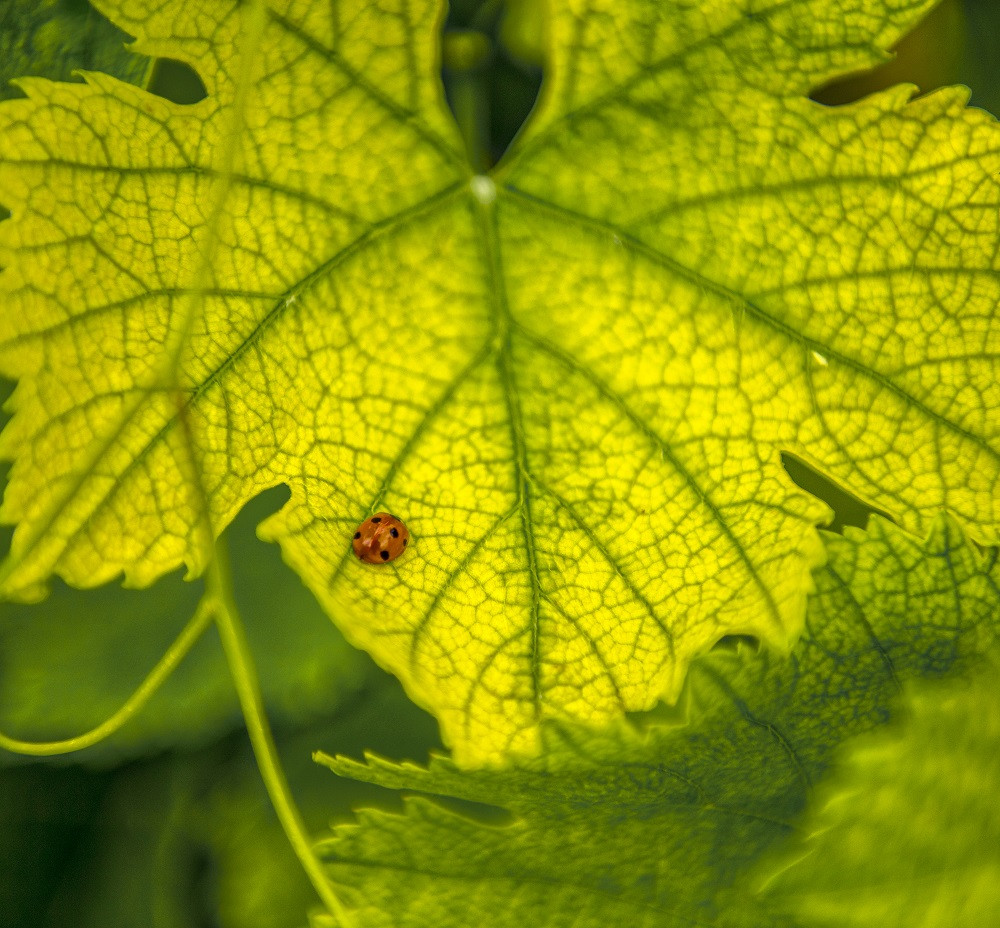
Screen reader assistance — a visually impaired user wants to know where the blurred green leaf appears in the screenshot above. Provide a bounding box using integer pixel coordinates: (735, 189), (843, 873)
(962, 0), (1000, 116)
(201, 685), (441, 928)
(0, 763), (113, 928)
(0, 677), (440, 928)
(760, 659), (1000, 928)
(314, 516), (1000, 927)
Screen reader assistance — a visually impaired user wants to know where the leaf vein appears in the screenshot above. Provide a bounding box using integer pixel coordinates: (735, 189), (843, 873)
(265, 6), (463, 169)
(506, 186), (1000, 470)
(532, 474), (675, 659)
(0, 181), (465, 585)
(513, 321), (784, 632)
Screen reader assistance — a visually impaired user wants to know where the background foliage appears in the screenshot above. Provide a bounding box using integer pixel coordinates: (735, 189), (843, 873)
(0, 1), (998, 926)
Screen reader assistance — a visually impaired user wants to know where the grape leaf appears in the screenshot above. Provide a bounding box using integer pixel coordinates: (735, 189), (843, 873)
(1, 0), (999, 763)
(760, 659), (1000, 928)
(313, 516), (1000, 927)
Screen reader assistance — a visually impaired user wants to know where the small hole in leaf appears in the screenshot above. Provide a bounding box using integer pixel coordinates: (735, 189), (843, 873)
(782, 452), (893, 533)
(146, 58), (207, 104)
(809, 0), (963, 106)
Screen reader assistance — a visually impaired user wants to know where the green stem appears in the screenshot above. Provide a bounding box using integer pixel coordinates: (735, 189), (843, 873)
(451, 71), (491, 172)
(205, 536), (354, 928)
(0, 598), (214, 756)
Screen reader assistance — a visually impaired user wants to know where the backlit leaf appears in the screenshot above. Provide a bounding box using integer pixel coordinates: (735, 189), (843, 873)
(1, 1), (999, 761)
(313, 516), (1000, 927)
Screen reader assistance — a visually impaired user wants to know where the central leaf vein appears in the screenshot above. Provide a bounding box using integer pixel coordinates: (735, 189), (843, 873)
(480, 196), (544, 718)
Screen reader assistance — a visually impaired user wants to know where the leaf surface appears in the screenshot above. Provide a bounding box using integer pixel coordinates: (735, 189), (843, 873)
(314, 516), (1000, 926)
(1, 0), (999, 761)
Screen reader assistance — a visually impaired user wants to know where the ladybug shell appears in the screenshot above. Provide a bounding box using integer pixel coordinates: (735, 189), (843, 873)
(352, 512), (410, 564)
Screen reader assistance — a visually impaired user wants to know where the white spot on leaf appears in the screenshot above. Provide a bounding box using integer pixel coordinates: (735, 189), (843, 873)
(470, 175), (496, 204)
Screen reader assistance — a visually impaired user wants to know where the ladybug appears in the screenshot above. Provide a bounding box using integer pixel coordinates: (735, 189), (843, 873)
(352, 512), (410, 564)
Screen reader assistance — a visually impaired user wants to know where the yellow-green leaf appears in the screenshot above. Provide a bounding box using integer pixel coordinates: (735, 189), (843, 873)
(311, 516), (1000, 928)
(1, 0), (999, 763)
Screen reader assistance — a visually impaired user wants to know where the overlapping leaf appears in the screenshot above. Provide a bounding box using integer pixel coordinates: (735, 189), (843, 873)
(0, 0), (147, 102)
(761, 660), (1000, 928)
(1, 0), (999, 762)
(313, 516), (1000, 927)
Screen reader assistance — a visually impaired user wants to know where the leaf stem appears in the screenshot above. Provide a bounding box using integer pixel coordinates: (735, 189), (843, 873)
(450, 70), (492, 172)
(0, 598), (214, 757)
(205, 535), (354, 928)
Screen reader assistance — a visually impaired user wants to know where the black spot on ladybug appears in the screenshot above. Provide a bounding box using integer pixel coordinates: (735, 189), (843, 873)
(403, 537), (408, 546)
(380, 550), (390, 560)
(371, 516), (382, 523)
(353, 531), (361, 539)
(389, 527), (399, 538)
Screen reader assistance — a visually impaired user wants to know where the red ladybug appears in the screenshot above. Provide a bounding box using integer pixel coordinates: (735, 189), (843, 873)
(352, 512), (410, 564)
